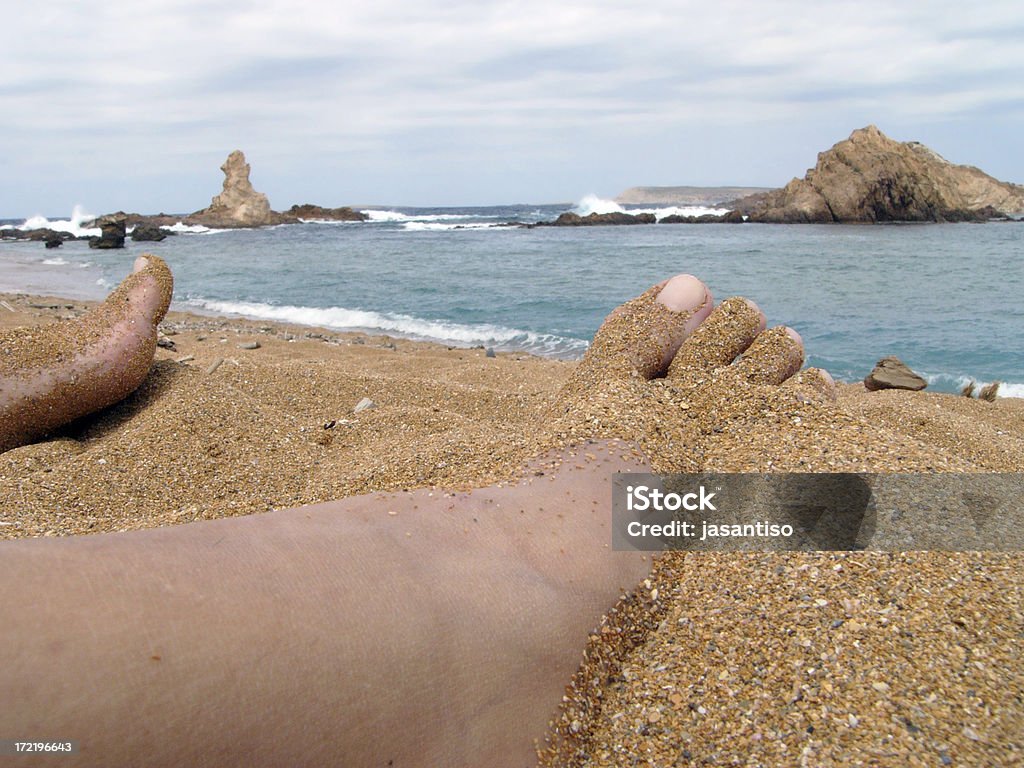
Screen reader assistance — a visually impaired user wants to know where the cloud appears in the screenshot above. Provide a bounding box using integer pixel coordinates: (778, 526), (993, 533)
(3, 0), (1024, 211)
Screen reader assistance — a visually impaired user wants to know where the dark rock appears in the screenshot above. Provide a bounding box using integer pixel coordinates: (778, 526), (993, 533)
(541, 211), (657, 226)
(88, 213), (127, 249)
(658, 210), (746, 224)
(864, 356), (927, 392)
(131, 223), (169, 241)
(2, 227), (72, 243)
(287, 204), (368, 222)
(44, 234), (63, 248)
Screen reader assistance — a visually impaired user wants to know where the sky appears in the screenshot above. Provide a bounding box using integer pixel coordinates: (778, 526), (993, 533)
(3, 0), (1023, 216)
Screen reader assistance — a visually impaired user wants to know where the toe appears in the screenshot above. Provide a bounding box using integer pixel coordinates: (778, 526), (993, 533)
(576, 274), (713, 381)
(667, 297), (766, 377)
(782, 367), (837, 402)
(110, 254), (174, 326)
(729, 326), (805, 385)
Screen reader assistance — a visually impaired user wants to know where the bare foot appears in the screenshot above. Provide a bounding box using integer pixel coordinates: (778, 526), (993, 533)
(548, 282), (834, 471)
(0, 255), (173, 453)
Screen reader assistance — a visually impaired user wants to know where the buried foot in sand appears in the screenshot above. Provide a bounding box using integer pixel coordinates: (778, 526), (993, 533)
(0, 271), (824, 767)
(0, 254), (173, 453)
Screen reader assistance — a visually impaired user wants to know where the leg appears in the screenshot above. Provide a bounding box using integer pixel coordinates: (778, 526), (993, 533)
(0, 274), (824, 767)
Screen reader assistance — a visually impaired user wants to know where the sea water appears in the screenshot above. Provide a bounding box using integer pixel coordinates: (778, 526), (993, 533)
(1, 199), (1021, 396)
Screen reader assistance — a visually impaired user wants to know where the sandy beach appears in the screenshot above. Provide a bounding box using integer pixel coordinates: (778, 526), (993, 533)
(1, 291), (1021, 766)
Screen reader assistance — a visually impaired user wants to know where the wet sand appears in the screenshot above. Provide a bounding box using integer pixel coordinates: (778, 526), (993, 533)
(1, 292), (1021, 766)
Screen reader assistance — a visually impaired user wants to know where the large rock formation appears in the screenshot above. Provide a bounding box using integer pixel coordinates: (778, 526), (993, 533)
(188, 151), (294, 228)
(738, 126), (1024, 223)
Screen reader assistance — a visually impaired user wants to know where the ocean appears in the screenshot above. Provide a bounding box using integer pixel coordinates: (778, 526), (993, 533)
(2, 198), (1022, 397)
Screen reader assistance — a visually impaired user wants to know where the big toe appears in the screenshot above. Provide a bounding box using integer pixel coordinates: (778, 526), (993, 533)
(576, 274), (713, 382)
(116, 254), (174, 325)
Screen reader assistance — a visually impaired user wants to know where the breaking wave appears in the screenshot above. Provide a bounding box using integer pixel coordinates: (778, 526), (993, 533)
(3, 205), (101, 238)
(185, 298), (589, 358)
(922, 372), (1023, 399)
(572, 194), (731, 221)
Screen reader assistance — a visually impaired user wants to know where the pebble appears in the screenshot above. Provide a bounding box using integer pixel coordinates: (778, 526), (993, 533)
(205, 357), (225, 374)
(238, 341), (261, 350)
(353, 397), (377, 413)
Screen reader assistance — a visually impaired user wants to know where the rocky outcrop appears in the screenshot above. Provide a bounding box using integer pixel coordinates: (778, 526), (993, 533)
(659, 210), (745, 224)
(287, 204), (368, 222)
(187, 151), (296, 228)
(864, 356), (927, 392)
(131, 223), (171, 241)
(88, 213), (127, 249)
(536, 211), (657, 227)
(740, 126), (1024, 223)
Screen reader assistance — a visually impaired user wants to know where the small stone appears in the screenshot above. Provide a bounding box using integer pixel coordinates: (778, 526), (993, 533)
(864, 356), (927, 391)
(157, 336), (176, 350)
(485, 347), (496, 358)
(871, 681), (891, 693)
(354, 397), (377, 413)
(238, 341), (261, 350)
(206, 357), (225, 374)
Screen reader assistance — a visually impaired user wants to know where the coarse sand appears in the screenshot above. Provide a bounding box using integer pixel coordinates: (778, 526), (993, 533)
(1, 291), (1021, 766)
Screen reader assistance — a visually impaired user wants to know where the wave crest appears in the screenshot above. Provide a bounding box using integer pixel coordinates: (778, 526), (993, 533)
(185, 298), (588, 358)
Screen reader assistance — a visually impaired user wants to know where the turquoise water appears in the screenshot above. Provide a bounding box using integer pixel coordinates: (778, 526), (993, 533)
(2, 205), (1022, 395)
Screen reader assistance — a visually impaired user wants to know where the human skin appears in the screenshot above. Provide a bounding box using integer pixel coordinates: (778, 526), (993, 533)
(0, 255), (173, 453)
(0, 267), (828, 766)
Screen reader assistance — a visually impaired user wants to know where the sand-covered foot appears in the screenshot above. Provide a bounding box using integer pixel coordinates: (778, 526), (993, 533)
(547, 281), (834, 471)
(0, 254), (173, 453)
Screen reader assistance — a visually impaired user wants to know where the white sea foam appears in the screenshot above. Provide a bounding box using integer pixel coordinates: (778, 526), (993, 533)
(41, 257), (68, 266)
(402, 221), (500, 232)
(13, 205), (101, 237)
(923, 372), (1023, 399)
(574, 195), (626, 216)
(186, 298), (588, 357)
(362, 209), (477, 223)
(297, 218), (363, 225)
(572, 195), (730, 221)
(163, 222), (229, 235)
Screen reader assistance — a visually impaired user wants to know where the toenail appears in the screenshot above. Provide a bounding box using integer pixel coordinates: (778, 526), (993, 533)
(742, 299), (768, 327)
(783, 327), (803, 346)
(656, 275), (708, 313)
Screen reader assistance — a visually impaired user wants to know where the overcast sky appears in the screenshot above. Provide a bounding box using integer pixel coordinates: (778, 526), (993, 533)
(3, 0), (1023, 216)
